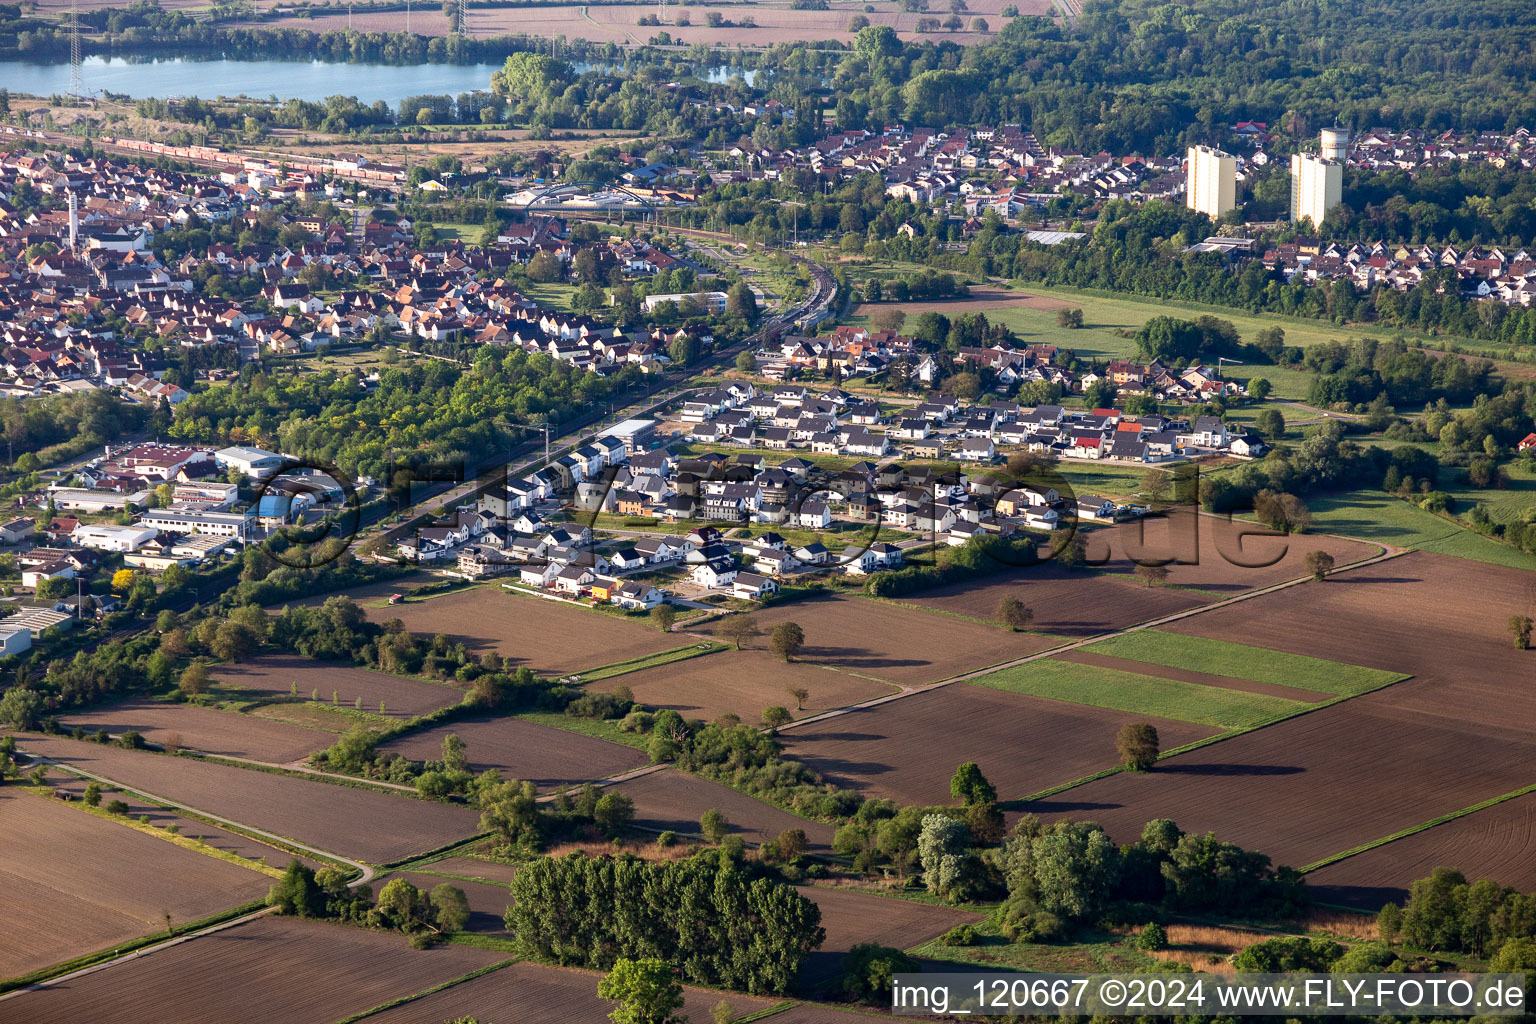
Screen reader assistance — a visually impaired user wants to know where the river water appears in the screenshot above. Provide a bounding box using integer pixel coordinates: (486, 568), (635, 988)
(0, 55), (754, 106)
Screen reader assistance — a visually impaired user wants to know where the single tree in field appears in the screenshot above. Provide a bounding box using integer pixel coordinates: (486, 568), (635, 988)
(429, 883), (470, 934)
(777, 828), (808, 861)
(699, 808), (728, 843)
(949, 761), (997, 805)
(1133, 563), (1170, 587)
(997, 595), (1033, 631)
(769, 621), (806, 662)
(178, 661), (210, 696)
(1116, 722), (1160, 771)
(761, 705), (792, 733)
(1141, 467), (1170, 503)
(594, 791), (636, 834)
(786, 685), (809, 710)
(650, 605), (677, 632)
(478, 779), (539, 845)
(597, 957), (686, 1024)
(720, 614), (759, 650)
(711, 1000), (736, 1024)
(1510, 615), (1534, 650)
(1304, 550), (1335, 581)
(376, 877), (423, 931)
(1055, 307), (1083, 329)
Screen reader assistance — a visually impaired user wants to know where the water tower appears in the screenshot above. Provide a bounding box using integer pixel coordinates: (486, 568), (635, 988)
(1320, 128), (1349, 162)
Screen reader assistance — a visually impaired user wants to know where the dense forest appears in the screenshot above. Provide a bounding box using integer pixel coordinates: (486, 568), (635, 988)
(166, 348), (641, 481)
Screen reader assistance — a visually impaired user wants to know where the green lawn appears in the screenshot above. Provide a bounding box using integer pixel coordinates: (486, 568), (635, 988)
(1082, 630), (1406, 697)
(1444, 460), (1536, 526)
(1052, 461), (1156, 500)
(968, 657), (1307, 729)
(1307, 488), (1536, 571)
(429, 221), (483, 243)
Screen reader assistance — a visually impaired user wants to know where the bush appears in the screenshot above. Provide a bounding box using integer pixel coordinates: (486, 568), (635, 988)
(999, 900), (1065, 942)
(940, 923), (978, 946)
(104, 799), (129, 816)
(1135, 921), (1168, 951)
(839, 942), (920, 1004)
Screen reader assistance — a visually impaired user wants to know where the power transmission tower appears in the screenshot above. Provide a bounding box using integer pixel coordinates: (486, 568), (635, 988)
(456, 0), (467, 34)
(405, 0), (410, 32)
(68, 0), (83, 98)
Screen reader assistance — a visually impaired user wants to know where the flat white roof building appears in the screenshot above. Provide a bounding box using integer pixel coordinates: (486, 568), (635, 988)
(72, 523), (158, 552)
(140, 508), (256, 541)
(215, 446), (290, 480)
(642, 291), (728, 314)
(45, 487), (152, 513)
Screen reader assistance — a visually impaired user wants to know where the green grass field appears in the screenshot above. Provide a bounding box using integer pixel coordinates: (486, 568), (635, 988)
(1081, 630), (1406, 697)
(577, 642), (726, 682)
(1052, 461), (1155, 500)
(1307, 489), (1536, 571)
(1445, 460), (1536, 526)
(968, 657), (1308, 729)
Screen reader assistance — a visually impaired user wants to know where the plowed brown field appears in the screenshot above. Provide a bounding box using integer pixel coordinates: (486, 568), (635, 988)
(0, 791), (270, 980)
(364, 589), (676, 677)
(1306, 793), (1536, 910)
(705, 594), (1059, 684)
(59, 698), (326, 763)
(1080, 511), (1380, 593)
(1164, 551), (1536, 721)
(212, 655), (463, 720)
(379, 715), (646, 791)
(3, 915), (502, 1024)
(17, 733), (480, 864)
(1024, 692), (1536, 870)
(613, 766), (835, 851)
(908, 563), (1214, 637)
(357, 961), (777, 1024)
(1025, 552), (1536, 872)
(609, 649), (895, 723)
(778, 685), (1217, 806)
(798, 886), (981, 986)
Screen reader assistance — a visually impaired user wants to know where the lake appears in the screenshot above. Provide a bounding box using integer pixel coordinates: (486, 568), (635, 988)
(0, 56), (755, 106)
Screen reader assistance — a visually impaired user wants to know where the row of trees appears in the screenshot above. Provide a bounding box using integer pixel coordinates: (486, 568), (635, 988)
(504, 848), (824, 994)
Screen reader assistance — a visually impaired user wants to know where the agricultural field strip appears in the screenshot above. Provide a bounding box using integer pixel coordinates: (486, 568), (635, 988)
(0, 906), (278, 1004)
(970, 657), (1308, 730)
(198, 752), (419, 793)
(1297, 780), (1536, 874)
(571, 640), (729, 682)
(776, 545), (1409, 737)
(17, 746), (377, 885)
(1079, 630), (1407, 696)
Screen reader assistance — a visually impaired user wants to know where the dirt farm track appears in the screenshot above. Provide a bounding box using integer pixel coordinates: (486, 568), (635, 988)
(16, 733), (481, 865)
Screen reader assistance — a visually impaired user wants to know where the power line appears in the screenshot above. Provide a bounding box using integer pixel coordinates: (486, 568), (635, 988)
(68, 0), (83, 98)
